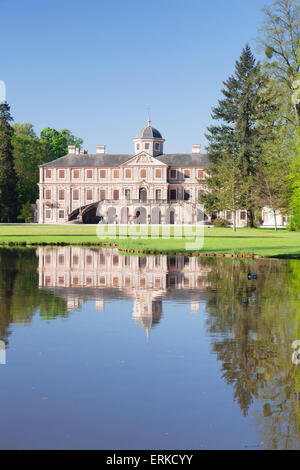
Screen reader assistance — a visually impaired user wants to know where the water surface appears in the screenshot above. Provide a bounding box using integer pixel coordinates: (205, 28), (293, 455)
(0, 247), (299, 450)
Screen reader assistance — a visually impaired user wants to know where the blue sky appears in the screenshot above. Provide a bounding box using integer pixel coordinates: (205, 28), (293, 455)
(1, 0), (269, 154)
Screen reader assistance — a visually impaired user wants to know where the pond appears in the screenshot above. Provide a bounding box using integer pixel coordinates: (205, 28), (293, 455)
(0, 247), (299, 450)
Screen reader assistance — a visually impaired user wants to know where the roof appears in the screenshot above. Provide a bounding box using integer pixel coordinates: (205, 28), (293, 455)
(41, 153), (210, 168)
(157, 153), (210, 167)
(136, 126), (162, 139)
(41, 154), (132, 168)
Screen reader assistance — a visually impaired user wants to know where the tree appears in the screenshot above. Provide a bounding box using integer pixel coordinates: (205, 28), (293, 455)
(12, 123), (48, 207)
(200, 144), (248, 231)
(289, 42), (300, 229)
(254, 83), (295, 230)
(258, 0), (300, 123)
(17, 201), (34, 223)
(40, 127), (83, 161)
(0, 102), (18, 222)
(204, 45), (272, 227)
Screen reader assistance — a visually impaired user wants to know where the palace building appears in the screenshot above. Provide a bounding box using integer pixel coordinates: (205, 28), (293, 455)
(37, 121), (247, 225)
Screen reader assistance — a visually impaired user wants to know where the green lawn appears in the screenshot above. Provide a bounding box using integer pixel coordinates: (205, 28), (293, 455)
(0, 224), (299, 258)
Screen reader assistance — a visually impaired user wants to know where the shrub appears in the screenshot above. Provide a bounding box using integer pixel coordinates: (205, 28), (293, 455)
(17, 201), (34, 223)
(213, 217), (230, 227)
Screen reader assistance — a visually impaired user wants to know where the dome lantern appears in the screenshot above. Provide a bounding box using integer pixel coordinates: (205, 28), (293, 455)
(133, 121), (165, 156)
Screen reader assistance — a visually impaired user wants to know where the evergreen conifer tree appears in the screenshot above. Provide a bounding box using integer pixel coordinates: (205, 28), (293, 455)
(204, 45), (272, 227)
(0, 102), (18, 222)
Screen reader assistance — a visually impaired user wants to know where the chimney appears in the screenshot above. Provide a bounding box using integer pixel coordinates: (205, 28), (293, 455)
(68, 145), (76, 154)
(96, 145), (106, 154)
(192, 144), (201, 154)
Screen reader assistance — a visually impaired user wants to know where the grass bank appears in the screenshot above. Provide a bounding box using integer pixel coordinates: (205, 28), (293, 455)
(0, 224), (299, 258)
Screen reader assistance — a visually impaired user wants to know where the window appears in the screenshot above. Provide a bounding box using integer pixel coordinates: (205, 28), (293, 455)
(145, 143), (150, 150)
(136, 144), (140, 150)
(58, 190), (65, 200)
(99, 189), (106, 200)
(198, 170), (204, 179)
(59, 210), (64, 219)
(198, 190), (202, 201)
(113, 255), (119, 266)
(45, 189), (51, 199)
(155, 169), (162, 178)
(125, 189), (130, 200)
(184, 190), (190, 200)
(125, 169), (132, 178)
(125, 277), (130, 287)
(73, 169), (79, 178)
(87, 170), (93, 179)
(240, 211), (246, 220)
(184, 169), (190, 178)
(170, 189), (177, 200)
(226, 211), (232, 220)
(170, 169), (177, 179)
(100, 170), (106, 179)
(59, 170), (65, 179)
(73, 255), (79, 265)
(86, 189), (93, 200)
(73, 189), (79, 200)
(58, 255), (64, 265)
(113, 190), (119, 200)
(140, 169), (146, 179)
(155, 143), (160, 150)
(45, 169), (52, 178)
(99, 254), (105, 264)
(113, 170), (119, 179)
(155, 189), (161, 200)
(86, 256), (92, 265)
(45, 210), (51, 218)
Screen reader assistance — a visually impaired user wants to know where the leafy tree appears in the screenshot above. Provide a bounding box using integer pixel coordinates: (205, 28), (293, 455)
(17, 201), (34, 223)
(204, 45), (272, 227)
(0, 102), (18, 222)
(289, 42), (300, 229)
(12, 123), (48, 207)
(258, 0), (300, 123)
(255, 88), (295, 230)
(40, 127), (83, 161)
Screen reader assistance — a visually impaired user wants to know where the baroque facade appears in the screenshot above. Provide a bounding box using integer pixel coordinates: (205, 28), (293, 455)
(37, 121), (247, 225)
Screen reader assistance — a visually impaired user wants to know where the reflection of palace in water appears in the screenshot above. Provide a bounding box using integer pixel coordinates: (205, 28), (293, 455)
(37, 247), (211, 335)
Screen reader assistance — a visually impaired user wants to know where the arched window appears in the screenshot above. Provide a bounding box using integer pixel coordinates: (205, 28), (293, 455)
(139, 187), (147, 202)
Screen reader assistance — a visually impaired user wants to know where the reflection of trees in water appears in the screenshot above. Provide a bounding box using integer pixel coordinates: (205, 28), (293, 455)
(0, 248), (68, 346)
(202, 257), (300, 449)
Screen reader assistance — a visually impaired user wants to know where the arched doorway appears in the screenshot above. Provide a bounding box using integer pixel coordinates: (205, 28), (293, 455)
(121, 207), (128, 224)
(151, 206), (161, 224)
(134, 207), (147, 224)
(107, 207), (116, 224)
(139, 187), (147, 203)
(166, 208), (175, 224)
